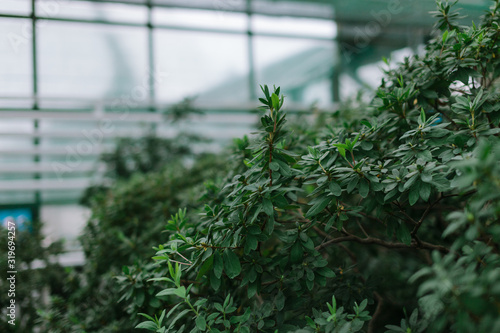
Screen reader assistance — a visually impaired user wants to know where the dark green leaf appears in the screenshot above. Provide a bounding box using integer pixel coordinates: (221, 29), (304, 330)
(396, 223), (412, 246)
(361, 141), (373, 150)
(210, 270), (221, 291)
(196, 315), (207, 331)
(275, 290), (285, 311)
(269, 161), (280, 171)
(409, 187), (419, 206)
(135, 321), (158, 331)
(196, 254), (214, 280)
(329, 181), (342, 196)
(359, 179), (369, 198)
(244, 234), (258, 254)
(290, 242), (303, 264)
(223, 249), (241, 279)
(247, 281), (257, 298)
(306, 196), (331, 218)
(316, 267), (335, 278)
(419, 182), (431, 202)
(156, 288), (177, 297)
(262, 198), (274, 217)
(213, 251), (223, 279)
(347, 177), (359, 193)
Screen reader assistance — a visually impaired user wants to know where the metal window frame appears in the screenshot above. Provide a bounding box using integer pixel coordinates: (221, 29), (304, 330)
(0, 0), (339, 205)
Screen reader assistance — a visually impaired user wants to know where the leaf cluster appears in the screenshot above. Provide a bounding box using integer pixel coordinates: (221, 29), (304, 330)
(134, 1), (500, 332)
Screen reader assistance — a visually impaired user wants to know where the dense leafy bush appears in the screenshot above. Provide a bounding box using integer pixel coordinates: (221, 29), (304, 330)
(38, 134), (227, 332)
(134, 2), (500, 332)
(0, 221), (65, 332)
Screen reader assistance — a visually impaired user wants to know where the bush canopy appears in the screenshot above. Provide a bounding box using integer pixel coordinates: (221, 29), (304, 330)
(133, 1), (500, 332)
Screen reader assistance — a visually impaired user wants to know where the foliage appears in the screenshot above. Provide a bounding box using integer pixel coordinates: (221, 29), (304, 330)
(80, 97), (206, 206)
(80, 133), (204, 206)
(0, 221), (66, 332)
(39, 101), (228, 333)
(134, 2), (500, 332)
(39, 152), (228, 332)
(100, 133), (205, 181)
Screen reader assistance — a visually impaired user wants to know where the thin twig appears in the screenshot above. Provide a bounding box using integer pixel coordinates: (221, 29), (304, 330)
(412, 190), (476, 236)
(391, 202), (418, 225)
(314, 234), (449, 253)
(358, 211), (386, 226)
(368, 292), (384, 333)
(169, 259), (191, 266)
(315, 225), (385, 333)
(411, 193), (442, 236)
(176, 251), (193, 264)
(356, 221), (370, 238)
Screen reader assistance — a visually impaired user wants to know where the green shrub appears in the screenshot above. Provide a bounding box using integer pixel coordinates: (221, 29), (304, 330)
(38, 136), (228, 332)
(0, 221), (66, 332)
(134, 2), (500, 332)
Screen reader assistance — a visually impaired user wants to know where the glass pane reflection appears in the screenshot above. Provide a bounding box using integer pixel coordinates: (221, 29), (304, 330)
(36, 0), (148, 24)
(38, 21), (148, 103)
(154, 30), (249, 103)
(0, 19), (33, 102)
(153, 8), (247, 31)
(254, 37), (334, 106)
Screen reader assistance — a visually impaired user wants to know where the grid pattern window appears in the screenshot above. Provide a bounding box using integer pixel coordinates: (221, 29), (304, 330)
(0, 0), (491, 205)
(0, 0), (338, 205)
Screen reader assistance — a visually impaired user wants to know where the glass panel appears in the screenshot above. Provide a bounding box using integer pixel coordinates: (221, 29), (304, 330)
(0, 0), (31, 16)
(0, 119), (33, 133)
(36, 0), (148, 24)
(251, 0), (333, 21)
(0, 120), (34, 164)
(0, 19), (33, 106)
(154, 30), (249, 103)
(252, 16), (336, 38)
(40, 153), (102, 185)
(357, 64), (383, 90)
(41, 204), (89, 249)
(153, 8), (247, 31)
(356, 47), (415, 89)
(157, 122), (253, 141)
(37, 120), (153, 154)
(0, 137), (33, 150)
(0, 133), (36, 181)
(39, 119), (100, 132)
(38, 21), (149, 104)
(339, 74), (361, 100)
(254, 37), (334, 106)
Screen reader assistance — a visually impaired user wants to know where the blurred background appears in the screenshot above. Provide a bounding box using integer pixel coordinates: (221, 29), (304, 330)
(0, 0), (491, 264)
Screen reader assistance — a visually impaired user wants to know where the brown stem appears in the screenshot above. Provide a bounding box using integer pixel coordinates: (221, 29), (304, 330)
(268, 107), (276, 187)
(357, 211), (385, 226)
(411, 193), (443, 236)
(367, 292), (384, 333)
(389, 203), (418, 225)
(314, 226), (385, 333)
(268, 141), (273, 187)
(357, 221), (370, 238)
(315, 234), (449, 253)
(200, 244), (242, 250)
